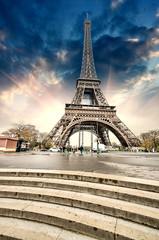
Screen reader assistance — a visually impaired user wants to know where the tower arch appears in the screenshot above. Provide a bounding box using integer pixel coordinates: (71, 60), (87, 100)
(56, 119), (130, 148)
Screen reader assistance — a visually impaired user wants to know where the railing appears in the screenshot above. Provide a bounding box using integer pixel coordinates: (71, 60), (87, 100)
(65, 103), (115, 110)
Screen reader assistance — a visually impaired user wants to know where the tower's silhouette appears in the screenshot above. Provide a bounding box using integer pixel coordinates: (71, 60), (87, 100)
(46, 16), (140, 148)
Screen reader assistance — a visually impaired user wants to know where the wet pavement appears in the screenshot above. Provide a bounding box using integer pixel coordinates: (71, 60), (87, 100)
(0, 151), (159, 180)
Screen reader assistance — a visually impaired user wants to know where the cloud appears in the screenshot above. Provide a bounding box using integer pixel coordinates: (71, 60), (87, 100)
(110, 67), (159, 108)
(155, 29), (159, 34)
(111, 0), (124, 9)
(126, 38), (139, 42)
(94, 33), (151, 85)
(56, 50), (68, 64)
(116, 88), (159, 136)
(151, 37), (159, 45)
(0, 62), (69, 134)
(0, 43), (7, 50)
(124, 26), (157, 41)
(0, 29), (7, 41)
(149, 50), (159, 58)
(1, 0), (156, 94)
(0, 55), (63, 110)
(0, 0), (159, 136)
(108, 67), (159, 135)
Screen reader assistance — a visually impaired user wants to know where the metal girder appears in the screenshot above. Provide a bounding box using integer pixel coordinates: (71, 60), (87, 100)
(80, 18), (98, 80)
(47, 109), (140, 148)
(46, 16), (140, 148)
(71, 80), (108, 106)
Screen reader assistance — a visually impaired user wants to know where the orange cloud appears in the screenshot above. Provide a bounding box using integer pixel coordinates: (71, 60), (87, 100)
(149, 50), (159, 58)
(126, 38), (139, 42)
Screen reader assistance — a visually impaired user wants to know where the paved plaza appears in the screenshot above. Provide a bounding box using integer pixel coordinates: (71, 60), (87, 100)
(0, 151), (159, 181)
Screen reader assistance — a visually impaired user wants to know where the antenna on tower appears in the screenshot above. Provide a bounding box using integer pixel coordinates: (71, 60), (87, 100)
(80, 13), (97, 80)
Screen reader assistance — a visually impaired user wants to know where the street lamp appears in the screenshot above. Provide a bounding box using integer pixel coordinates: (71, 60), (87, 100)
(97, 120), (99, 150)
(96, 118), (99, 153)
(79, 121), (81, 148)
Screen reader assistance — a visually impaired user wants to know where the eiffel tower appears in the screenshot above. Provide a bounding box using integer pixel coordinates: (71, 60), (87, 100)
(46, 15), (140, 148)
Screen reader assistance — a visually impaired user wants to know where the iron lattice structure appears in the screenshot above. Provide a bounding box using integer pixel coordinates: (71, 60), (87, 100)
(46, 16), (140, 148)
(80, 17), (97, 80)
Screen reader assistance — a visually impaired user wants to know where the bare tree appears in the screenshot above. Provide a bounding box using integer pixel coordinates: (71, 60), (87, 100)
(2, 123), (41, 148)
(140, 129), (159, 151)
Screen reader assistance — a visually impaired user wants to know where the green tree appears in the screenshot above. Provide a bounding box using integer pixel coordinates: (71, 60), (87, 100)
(45, 141), (53, 149)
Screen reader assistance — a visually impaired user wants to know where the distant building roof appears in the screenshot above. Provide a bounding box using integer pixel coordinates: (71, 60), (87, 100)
(0, 136), (18, 141)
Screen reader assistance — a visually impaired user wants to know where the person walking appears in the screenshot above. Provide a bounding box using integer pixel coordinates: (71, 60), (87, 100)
(80, 145), (83, 154)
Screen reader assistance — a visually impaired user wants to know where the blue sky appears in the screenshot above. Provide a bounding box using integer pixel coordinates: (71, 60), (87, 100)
(0, 0), (159, 138)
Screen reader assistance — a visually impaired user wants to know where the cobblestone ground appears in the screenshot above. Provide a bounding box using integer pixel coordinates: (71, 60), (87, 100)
(0, 151), (159, 180)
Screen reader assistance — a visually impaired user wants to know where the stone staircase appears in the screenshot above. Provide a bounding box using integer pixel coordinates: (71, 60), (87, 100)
(0, 169), (158, 240)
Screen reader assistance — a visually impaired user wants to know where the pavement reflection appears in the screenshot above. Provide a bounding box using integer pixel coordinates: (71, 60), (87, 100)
(0, 151), (159, 180)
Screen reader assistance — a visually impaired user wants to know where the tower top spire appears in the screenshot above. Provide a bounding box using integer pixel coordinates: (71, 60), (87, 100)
(80, 17), (98, 80)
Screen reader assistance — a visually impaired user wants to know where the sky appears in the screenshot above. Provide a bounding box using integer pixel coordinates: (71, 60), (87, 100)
(0, 0), (159, 142)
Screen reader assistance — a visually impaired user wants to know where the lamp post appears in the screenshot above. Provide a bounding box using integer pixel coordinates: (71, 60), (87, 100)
(79, 122), (81, 148)
(82, 128), (84, 146)
(96, 118), (99, 153)
(97, 120), (98, 150)
(91, 124), (93, 151)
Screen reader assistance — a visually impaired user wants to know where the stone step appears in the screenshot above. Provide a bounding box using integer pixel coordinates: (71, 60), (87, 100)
(0, 216), (97, 240)
(0, 169), (159, 240)
(0, 176), (158, 208)
(0, 198), (159, 240)
(0, 185), (158, 229)
(0, 169), (158, 192)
